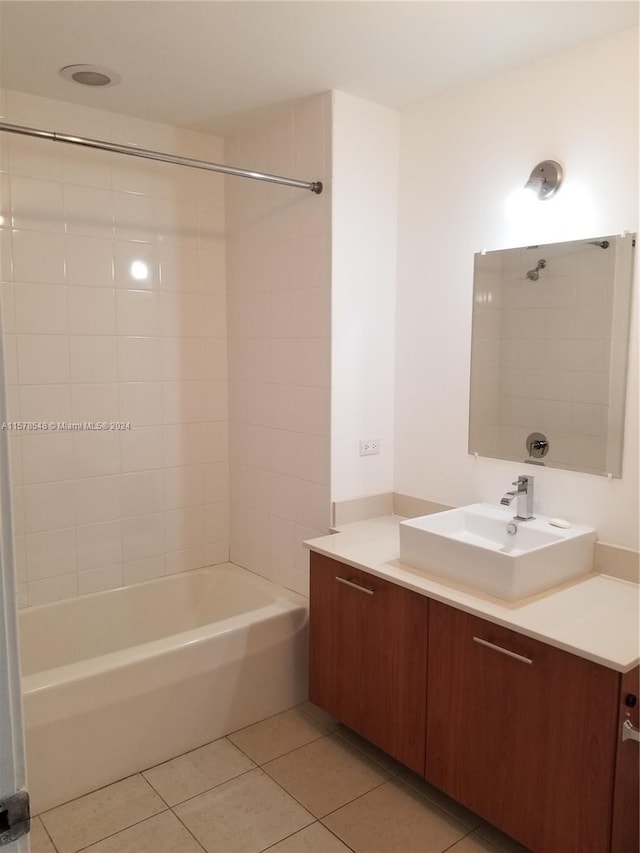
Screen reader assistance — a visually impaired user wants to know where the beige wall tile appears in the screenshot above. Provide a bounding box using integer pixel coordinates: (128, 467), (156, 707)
(67, 286), (117, 335)
(76, 520), (122, 571)
(122, 512), (164, 561)
(74, 475), (121, 525)
(28, 572), (77, 606)
(24, 480), (75, 532)
(117, 336), (163, 383)
(120, 426), (164, 473)
(120, 470), (165, 518)
(64, 184), (113, 239)
(69, 336), (118, 384)
(17, 334), (70, 384)
(77, 562), (123, 596)
(21, 433), (75, 484)
(12, 230), (65, 283)
(65, 235), (114, 288)
(15, 283), (68, 334)
(26, 527), (76, 580)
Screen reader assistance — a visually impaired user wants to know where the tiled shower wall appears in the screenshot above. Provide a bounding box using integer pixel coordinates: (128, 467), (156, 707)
(226, 94), (332, 597)
(0, 90), (229, 607)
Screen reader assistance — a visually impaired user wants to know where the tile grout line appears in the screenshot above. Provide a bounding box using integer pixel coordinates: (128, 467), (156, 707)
(330, 727), (404, 777)
(255, 820), (320, 853)
(228, 728), (330, 769)
(37, 815), (62, 853)
(224, 704), (306, 737)
(35, 770), (144, 820)
(392, 775), (484, 832)
(167, 804), (209, 853)
(153, 764), (258, 810)
(255, 819), (359, 853)
(62, 806), (170, 853)
(34, 703), (516, 853)
(316, 775), (396, 823)
(440, 825), (482, 853)
(320, 822), (359, 853)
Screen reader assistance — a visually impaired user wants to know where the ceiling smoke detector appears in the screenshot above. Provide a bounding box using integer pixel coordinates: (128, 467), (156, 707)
(59, 64), (121, 87)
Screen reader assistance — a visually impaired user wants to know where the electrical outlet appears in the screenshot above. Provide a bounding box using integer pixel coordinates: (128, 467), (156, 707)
(359, 438), (380, 456)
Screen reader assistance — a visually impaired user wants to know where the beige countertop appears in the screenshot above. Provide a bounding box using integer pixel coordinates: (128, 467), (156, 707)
(305, 515), (640, 673)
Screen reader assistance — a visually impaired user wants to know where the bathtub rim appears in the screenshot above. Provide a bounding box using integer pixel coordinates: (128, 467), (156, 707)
(21, 562), (308, 695)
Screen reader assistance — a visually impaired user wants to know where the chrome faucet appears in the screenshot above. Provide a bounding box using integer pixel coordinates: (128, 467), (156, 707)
(500, 475), (534, 520)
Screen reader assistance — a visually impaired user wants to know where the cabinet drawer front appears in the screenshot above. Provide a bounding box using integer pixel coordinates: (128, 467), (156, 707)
(426, 600), (619, 853)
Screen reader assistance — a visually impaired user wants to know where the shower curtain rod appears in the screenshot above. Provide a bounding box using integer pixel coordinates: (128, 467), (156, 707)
(0, 120), (323, 194)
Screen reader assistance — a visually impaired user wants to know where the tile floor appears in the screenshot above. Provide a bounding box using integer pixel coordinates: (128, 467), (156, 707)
(31, 703), (530, 853)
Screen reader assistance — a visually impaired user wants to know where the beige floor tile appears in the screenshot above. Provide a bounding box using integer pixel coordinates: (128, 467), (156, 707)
(143, 737), (255, 805)
(265, 822), (352, 853)
(30, 817), (57, 853)
(81, 811), (203, 853)
(398, 768), (483, 829)
(40, 775), (165, 853)
(333, 725), (407, 775)
(229, 707), (328, 764)
(174, 767), (313, 853)
(447, 833), (503, 852)
(475, 823), (531, 852)
(263, 733), (391, 818)
(299, 701), (339, 730)
(322, 778), (470, 853)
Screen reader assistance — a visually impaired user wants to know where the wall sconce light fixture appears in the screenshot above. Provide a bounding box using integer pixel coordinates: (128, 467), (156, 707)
(524, 160), (564, 200)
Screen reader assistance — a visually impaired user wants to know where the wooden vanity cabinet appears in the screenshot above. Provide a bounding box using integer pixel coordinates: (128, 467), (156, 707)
(611, 665), (639, 853)
(426, 600), (622, 853)
(309, 553), (639, 852)
(309, 552), (428, 774)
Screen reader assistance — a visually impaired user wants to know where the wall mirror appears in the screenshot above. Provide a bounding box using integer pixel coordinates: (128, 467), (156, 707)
(469, 233), (636, 477)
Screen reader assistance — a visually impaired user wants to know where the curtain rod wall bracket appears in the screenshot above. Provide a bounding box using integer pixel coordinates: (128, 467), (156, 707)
(0, 120), (323, 195)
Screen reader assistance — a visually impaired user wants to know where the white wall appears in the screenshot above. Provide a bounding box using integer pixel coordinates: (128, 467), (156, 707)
(331, 91), (399, 502)
(226, 94), (332, 597)
(395, 28), (639, 548)
(0, 89), (229, 606)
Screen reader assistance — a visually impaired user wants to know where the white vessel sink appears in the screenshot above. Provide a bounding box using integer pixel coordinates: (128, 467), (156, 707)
(399, 503), (596, 601)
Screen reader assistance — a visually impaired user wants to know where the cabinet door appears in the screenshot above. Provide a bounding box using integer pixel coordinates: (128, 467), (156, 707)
(426, 601), (620, 853)
(309, 553), (428, 774)
(611, 665), (639, 853)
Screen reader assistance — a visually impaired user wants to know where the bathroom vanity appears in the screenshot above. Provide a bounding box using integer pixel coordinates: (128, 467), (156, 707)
(307, 517), (639, 853)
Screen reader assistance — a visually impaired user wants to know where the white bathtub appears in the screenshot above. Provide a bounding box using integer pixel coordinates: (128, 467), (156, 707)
(19, 563), (309, 814)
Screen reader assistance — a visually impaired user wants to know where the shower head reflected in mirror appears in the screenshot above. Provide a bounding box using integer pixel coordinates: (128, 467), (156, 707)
(526, 258), (547, 281)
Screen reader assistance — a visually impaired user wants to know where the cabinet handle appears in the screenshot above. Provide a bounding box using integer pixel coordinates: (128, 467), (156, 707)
(622, 719), (640, 743)
(335, 576), (374, 595)
(473, 636), (533, 665)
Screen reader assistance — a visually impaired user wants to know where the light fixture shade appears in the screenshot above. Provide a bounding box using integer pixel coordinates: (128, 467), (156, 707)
(524, 160), (563, 200)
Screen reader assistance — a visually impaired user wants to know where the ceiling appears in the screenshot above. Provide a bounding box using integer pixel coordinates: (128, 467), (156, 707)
(0, 1), (637, 136)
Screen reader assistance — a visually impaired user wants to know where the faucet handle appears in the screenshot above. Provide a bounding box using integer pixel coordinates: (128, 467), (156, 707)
(512, 474), (533, 488)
